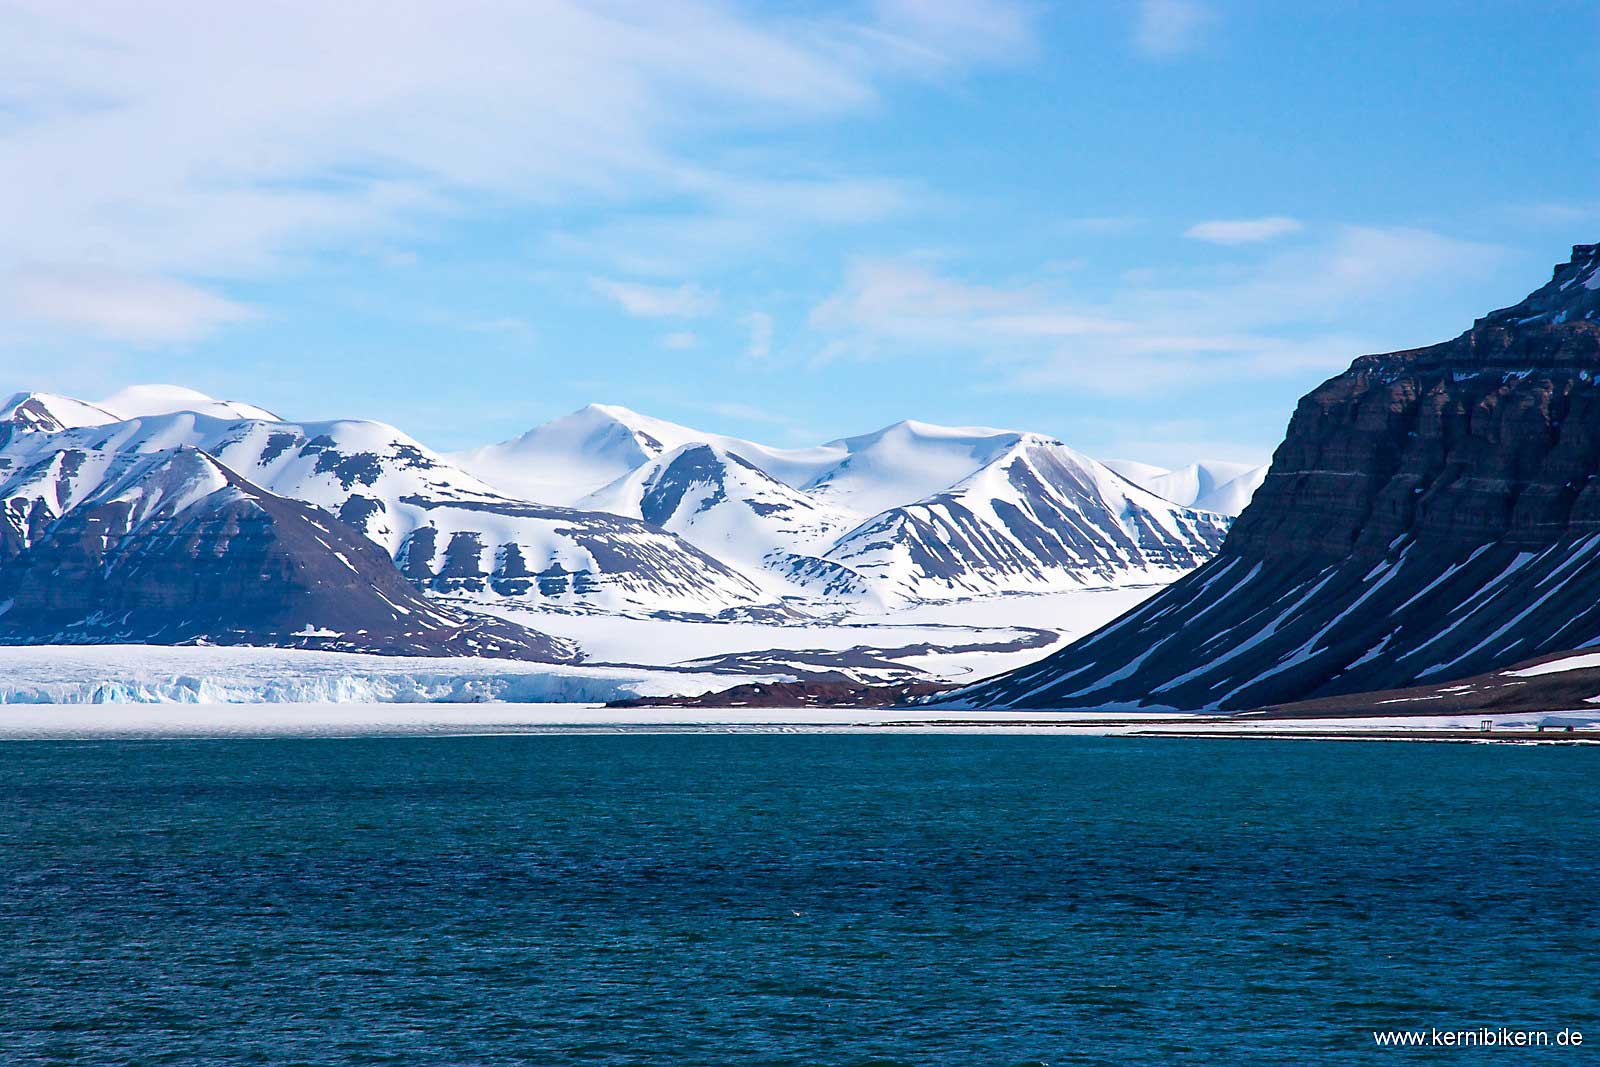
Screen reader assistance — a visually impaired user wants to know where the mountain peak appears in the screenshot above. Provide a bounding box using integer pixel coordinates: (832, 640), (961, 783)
(97, 384), (281, 423)
(0, 391), (119, 436)
(580, 402), (650, 424)
(1477, 240), (1600, 330)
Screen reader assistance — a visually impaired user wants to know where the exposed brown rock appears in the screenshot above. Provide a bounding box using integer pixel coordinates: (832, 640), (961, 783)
(946, 244), (1600, 711)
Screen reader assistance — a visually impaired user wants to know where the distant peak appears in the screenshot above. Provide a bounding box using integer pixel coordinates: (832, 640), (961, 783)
(580, 402), (644, 420)
(0, 390), (120, 434)
(98, 383), (281, 422)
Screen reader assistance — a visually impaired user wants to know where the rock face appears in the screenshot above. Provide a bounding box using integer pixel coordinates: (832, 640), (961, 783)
(0, 448), (575, 659)
(945, 243), (1600, 711)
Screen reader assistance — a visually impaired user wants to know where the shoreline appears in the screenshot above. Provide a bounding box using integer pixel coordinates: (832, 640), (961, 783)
(0, 703), (1596, 743)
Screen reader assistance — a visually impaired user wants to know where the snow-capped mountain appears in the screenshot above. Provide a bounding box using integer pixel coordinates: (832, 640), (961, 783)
(461, 405), (1238, 603)
(0, 384), (278, 439)
(0, 391), (119, 443)
(822, 434), (1229, 601)
(453, 403), (841, 506)
(0, 392), (764, 614)
(3, 383), (1238, 630)
(799, 420), (1029, 518)
(460, 409), (1091, 521)
(97, 384), (282, 423)
(0, 444), (573, 659)
(1103, 459), (1268, 517)
(581, 442), (870, 598)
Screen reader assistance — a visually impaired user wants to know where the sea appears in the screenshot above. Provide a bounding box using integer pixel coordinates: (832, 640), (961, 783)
(2, 734), (1596, 1065)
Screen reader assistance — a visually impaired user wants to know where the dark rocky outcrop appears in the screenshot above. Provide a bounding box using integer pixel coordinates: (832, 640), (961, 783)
(1237, 649), (1600, 720)
(0, 448), (576, 660)
(608, 679), (951, 709)
(946, 243), (1600, 711)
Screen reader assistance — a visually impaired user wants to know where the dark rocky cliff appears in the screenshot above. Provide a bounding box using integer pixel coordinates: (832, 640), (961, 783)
(945, 243), (1600, 710)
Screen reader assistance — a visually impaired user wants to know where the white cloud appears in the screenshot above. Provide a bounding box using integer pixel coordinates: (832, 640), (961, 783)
(591, 279), (717, 318)
(7, 268), (256, 342)
(0, 1), (1031, 340)
(1134, 0), (1214, 57)
(744, 311), (775, 360)
(662, 331), (699, 350)
(1185, 217), (1304, 245)
(810, 259), (1123, 346)
(868, 0), (1034, 65)
(809, 226), (1504, 392)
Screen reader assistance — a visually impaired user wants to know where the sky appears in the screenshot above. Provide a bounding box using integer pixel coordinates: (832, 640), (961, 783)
(2, 0), (1597, 468)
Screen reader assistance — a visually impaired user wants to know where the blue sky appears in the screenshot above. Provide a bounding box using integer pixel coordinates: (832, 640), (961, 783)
(3, 1), (1597, 466)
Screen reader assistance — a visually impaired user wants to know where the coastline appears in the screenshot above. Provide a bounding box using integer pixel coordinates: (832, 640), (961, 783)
(0, 703), (1596, 743)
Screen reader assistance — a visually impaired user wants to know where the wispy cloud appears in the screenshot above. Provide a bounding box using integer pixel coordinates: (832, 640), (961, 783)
(7, 268), (256, 343)
(591, 279), (717, 318)
(1185, 217), (1304, 245)
(662, 331), (699, 350)
(1134, 0), (1214, 57)
(809, 226), (1504, 393)
(0, 0), (1032, 341)
(744, 311), (775, 360)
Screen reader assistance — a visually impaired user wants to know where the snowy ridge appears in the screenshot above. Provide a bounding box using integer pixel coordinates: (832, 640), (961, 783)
(4, 386), (1238, 635)
(0, 405), (763, 613)
(822, 435), (1229, 601)
(463, 406), (1237, 604)
(453, 403), (842, 506)
(97, 384), (281, 423)
(581, 442), (869, 598)
(0, 391), (121, 437)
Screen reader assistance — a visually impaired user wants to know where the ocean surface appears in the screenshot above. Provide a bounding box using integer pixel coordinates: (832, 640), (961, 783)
(2, 735), (1596, 1065)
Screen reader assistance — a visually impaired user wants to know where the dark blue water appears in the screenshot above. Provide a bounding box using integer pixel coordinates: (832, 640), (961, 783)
(2, 735), (1596, 1065)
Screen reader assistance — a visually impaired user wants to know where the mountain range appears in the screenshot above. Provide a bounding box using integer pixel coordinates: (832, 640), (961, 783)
(944, 242), (1600, 713)
(0, 385), (1252, 655)
(10, 235), (1597, 717)
(459, 407), (1246, 603)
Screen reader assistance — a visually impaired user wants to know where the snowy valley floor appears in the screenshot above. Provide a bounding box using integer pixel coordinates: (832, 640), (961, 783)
(4, 585), (1598, 741)
(0, 588), (1158, 705)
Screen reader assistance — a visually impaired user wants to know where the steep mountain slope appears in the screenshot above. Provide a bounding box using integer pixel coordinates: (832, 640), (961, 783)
(582, 443), (869, 598)
(0, 392), (120, 445)
(0, 406), (764, 614)
(943, 242), (1600, 711)
(0, 447), (574, 659)
(822, 434), (1229, 602)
